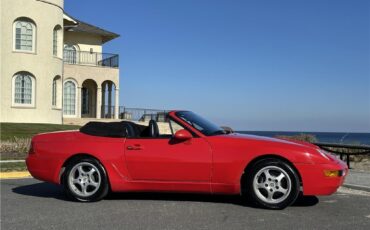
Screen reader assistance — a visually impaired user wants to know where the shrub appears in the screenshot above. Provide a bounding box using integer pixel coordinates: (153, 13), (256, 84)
(275, 134), (317, 143)
(0, 137), (31, 160)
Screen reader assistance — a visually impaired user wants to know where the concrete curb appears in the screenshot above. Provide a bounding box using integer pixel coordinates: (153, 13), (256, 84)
(342, 183), (370, 193)
(0, 160), (25, 163)
(0, 171), (31, 179)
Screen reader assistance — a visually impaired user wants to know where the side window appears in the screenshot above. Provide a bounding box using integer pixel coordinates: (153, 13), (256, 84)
(169, 119), (185, 135)
(135, 119), (187, 138)
(130, 114), (192, 138)
(156, 119), (189, 137)
(157, 120), (173, 136)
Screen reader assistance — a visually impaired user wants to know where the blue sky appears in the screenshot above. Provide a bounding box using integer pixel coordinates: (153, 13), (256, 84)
(65, 0), (370, 132)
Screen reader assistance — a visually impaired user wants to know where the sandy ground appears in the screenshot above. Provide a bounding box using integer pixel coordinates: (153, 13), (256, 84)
(350, 160), (370, 172)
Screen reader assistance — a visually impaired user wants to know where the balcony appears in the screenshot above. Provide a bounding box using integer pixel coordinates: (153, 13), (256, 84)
(63, 50), (119, 68)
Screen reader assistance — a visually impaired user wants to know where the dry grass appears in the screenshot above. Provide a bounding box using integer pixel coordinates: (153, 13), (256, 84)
(0, 137), (30, 160)
(275, 133), (318, 143)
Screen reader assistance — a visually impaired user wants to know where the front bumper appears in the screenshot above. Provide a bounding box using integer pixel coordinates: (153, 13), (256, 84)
(295, 159), (348, 196)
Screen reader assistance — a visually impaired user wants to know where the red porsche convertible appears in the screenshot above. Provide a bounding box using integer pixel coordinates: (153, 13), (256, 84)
(26, 111), (347, 209)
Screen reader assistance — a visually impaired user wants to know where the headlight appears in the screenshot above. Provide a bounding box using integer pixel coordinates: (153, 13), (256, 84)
(317, 149), (330, 160)
(323, 170), (344, 177)
(317, 149), (339, 162)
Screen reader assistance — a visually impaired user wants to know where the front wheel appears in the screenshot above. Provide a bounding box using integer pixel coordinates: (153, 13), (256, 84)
(62, 157), (109, 202)
(244, 158), (300, 209)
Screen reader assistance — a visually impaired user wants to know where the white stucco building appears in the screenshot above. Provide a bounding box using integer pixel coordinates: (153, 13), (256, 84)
(0, 0), (120, 124)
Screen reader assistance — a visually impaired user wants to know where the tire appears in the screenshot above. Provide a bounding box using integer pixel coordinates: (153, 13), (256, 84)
(244, 158), (300, 209)
(62, 157), (109, 202)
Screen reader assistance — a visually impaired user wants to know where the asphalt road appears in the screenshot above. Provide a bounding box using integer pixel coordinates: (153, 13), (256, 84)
(1, 178), (370, 230)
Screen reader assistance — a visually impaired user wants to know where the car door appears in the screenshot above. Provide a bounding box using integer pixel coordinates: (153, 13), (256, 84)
(124, 123), (212, 183)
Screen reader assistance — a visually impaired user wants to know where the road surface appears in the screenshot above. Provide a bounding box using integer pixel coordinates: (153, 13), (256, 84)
(1, 178), (370, 230)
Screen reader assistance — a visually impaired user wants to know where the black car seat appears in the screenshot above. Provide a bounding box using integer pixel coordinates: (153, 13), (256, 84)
(121, 122), (136, 137)
(148, 119), (159, 137)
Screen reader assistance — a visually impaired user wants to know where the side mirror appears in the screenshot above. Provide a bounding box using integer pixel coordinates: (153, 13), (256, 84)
(174, 129), (192, 141)
(221, 126), (234, 134)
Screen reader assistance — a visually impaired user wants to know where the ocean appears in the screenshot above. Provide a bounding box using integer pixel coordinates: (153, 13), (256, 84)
(237, 131), (370, 146)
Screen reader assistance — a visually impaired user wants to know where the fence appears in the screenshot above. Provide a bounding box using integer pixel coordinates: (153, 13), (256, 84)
(119, 107), (169, 122)
(101, 105), (116, 119)
(100, 106), (169, 121)
(315, 142), (370, 168)
(63, 50), (119, 68)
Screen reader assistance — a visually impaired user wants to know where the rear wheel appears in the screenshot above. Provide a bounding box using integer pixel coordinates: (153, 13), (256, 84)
(63, 157), (109, 202)
(244, 158), (300, 209)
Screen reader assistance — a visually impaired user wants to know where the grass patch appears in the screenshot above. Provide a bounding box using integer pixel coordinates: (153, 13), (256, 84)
(0, 162), (27, 172)
(0, 123), (80, 141)
(0, 150), (28, 161)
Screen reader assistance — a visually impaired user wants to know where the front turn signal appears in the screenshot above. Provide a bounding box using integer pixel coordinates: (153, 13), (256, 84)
(323, 170), (341, 177)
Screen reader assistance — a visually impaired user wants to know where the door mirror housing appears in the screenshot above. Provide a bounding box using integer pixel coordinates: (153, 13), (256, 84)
(174, 129), (192, 141)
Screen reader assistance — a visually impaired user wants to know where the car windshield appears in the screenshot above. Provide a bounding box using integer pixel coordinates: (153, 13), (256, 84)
(175, 111), (227, 136)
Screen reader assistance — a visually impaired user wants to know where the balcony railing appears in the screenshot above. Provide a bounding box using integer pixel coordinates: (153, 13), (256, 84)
(63, 50), (119, 68)
(101, 106), (168, 121)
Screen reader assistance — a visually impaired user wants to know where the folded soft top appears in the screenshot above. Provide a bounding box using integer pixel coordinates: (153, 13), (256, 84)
(79, 121), (146, 138)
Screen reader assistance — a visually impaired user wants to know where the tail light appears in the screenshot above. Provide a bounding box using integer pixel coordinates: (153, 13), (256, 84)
(28, 142), (35, 155)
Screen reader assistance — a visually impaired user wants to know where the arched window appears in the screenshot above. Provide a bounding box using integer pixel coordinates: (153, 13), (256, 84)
(81, 87), (89, 114)
(53, 25), (62, 56)
(52, 78), (57, 106)
(12, 72), (35, 106)
(64, 44), (77, 64)
(52, 76), (61, 107)
(14, 18), (36, 52)
(63, 80), (76, 115)
(53, 29), (58, 56)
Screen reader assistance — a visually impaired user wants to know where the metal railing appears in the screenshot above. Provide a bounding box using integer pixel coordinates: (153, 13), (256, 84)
(101, 105), (116, 118)
(315, 142), (370, 168)
(63, 50), (119, 68)
(119, 107), (168, 122)
(100, 106), (169, 121)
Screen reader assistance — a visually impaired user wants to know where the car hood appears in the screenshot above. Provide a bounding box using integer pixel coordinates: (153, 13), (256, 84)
(216, 133), (318, 149)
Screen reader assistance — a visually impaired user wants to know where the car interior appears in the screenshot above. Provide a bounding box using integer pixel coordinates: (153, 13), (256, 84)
(79, 119), (177, 139)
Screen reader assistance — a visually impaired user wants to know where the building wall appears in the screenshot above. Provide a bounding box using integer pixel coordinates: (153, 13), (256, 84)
(64, 31), (103, 53)
(0, 0), (64, 124)
(64, 64), (119, 88)
(63, 64), (119, 118)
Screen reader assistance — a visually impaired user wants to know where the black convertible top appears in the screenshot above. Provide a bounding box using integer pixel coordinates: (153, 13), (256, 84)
(79, 121), (147, 138)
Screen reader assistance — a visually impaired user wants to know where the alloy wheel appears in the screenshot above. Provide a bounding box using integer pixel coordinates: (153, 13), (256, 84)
(68, 162), (101, 197)
(252, 166), (292, 204)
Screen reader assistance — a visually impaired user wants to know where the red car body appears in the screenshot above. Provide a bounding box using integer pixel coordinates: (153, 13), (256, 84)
(26, 111), (347, 197)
